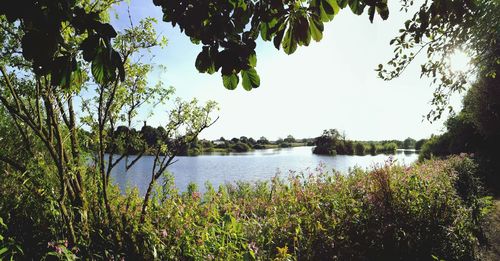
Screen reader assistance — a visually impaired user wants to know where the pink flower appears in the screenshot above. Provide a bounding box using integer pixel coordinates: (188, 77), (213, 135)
(248, 242), (259, 255)
(192, 192), (201, 200)
(160, 229), (168, 238)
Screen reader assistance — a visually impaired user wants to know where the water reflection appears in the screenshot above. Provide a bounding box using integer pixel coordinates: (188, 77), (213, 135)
(110, 146), (418, 195)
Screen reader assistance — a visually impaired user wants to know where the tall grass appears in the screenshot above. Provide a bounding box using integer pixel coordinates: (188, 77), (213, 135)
(0, 156), (492, 260)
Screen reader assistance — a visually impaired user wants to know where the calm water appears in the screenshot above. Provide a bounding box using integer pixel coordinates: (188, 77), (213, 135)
(110, 146), (418, 194)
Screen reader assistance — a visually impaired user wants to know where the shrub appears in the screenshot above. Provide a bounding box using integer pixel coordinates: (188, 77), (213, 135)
(279, 143), (292, 148)
(383, 142), (398, 153)
(231, 142), (251, 152)
(0, 157), (491, 260)
(354, 142), (366, 155)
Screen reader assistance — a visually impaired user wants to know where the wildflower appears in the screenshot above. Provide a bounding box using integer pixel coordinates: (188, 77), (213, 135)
(55, 245), (63, 254)
(192, 191), (201, 200)
(160, 229), (168, 238)
(248, 241), (259, 255)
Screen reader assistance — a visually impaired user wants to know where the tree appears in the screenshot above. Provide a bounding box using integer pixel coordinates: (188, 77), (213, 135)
(377, 0), (500, 120)
(152, 0), (389, 90)
(419, 61), (500, 191)
(313, 129), (343, 155)
(383, 142), (398, 153)
(0, 2), (219, 251)
(232, 142), (251, 152)
(369, 142), (377, 155)
(0, 0), (127, 243)
(403, 137), (416, 149)
(415, 139), (426, 150)
(258, 136), (270, 144)
(240, 136), (249, 143)
(284, 135), (296, 143)
(355, 142), (365, 155)
(141, 125), (159, 147)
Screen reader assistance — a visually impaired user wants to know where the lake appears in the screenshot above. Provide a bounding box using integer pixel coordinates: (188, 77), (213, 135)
(110, 146), (419, 194)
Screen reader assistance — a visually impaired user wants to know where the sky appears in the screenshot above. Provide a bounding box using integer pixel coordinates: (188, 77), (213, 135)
(110, 1), (469, 141)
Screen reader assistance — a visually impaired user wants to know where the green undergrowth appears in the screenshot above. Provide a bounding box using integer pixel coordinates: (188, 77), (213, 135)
(0, 156), (492, 260)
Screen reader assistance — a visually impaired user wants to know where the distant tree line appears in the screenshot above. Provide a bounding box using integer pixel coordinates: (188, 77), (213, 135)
(313, 129), (420, 156)
(98, 126), (315, 155)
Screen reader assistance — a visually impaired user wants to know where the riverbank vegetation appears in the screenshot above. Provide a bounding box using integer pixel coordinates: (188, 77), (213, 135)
(312, 129), (416, 156)
(1, 154), (492, 259)
(418, 55), (500, 193)
(103, 125), (312, 155)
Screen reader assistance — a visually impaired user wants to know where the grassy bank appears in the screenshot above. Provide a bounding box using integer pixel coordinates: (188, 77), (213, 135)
(0, 156), (492, 260)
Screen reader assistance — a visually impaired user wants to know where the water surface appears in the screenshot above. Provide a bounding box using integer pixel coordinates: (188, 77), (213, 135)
(110, 146), (418, 194)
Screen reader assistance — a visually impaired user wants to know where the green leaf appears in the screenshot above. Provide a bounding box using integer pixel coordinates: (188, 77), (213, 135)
(195, 47), (212, 73)
(223, 74), (239, 90)
(337, 0), (349, 8)
(349, 0), (365, 15)
(282, 26), (297, 55)
(260, 22), (271, 41)
(91, 46), (116, 85)
(248, 53), (257, 67)
(273, 27), (286, 50)
(318, 0), (337, 22)
(309, 15), (324, 41)
(260, 19), (278, 41)
(295, 15), (311, 46)
(0, 247), (7, 256)
(368, 5), (375, 23)
(241, 68), (260, 91)
(376, 3), (389, 20)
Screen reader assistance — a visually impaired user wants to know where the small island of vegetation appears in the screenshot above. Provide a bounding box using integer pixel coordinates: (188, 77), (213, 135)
(312, 129), (423, 156)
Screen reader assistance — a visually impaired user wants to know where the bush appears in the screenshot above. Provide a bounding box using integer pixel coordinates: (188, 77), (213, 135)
(383, 142), (398, 153)
(354, 142), (366, 155)
(231, 142), (251, 152)
(419, 135), (451, 160)
(0, 157), (491, 260)
(252, 144), (266, 149)
(279, 143), (292, 148)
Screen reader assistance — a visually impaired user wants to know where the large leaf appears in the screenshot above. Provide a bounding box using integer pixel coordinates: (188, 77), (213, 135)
(260, 19), (278, 41)
(376, 2), (389, 20)
(319, 0), (339, 22)
(337, 0), (349, 8)
(309, 15), (324, 41)
(348, 0), (366, 15)
(368, 6), (376, 23)
(295, 15), (311, 46)
(195, 46), (214, 73)
(91, 46), (116, 85)
(80, 35), (99, 62)
(241, 68), (260, 91)
(282, 26), (297, 55)
(223, 73), (239, 90)
(248, 52), (257, 67)
(273, 26), (286, 50)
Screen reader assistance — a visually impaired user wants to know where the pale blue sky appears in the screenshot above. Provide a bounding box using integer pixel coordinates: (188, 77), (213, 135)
(111, 1), (468, 141)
